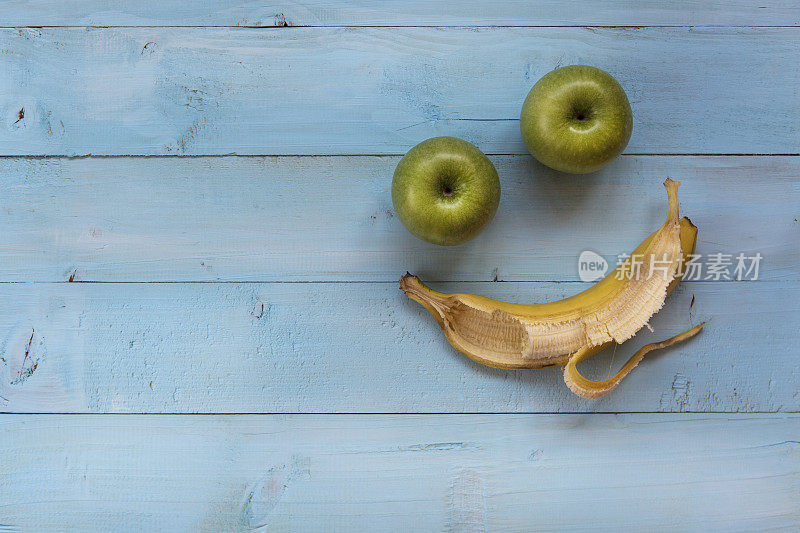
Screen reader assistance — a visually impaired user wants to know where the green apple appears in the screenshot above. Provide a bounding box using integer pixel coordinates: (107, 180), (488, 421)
(520, 65), (633, 174)
(391, 137), (500, 246)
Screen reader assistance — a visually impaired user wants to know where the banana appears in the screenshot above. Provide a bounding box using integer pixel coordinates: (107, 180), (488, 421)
(400, 178), (703, 398)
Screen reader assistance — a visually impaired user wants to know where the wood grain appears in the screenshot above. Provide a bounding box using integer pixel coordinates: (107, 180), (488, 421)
(0, 280), (795, 413)
(1, 414), (797, 531)
(1, 155), (796, 282)
(1, 1), (798, 27)
(0, 27), (797, 155)
(1, 7), (798, 530)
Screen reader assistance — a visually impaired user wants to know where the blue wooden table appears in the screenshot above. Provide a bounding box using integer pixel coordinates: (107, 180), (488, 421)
(1, 2), (798, 531)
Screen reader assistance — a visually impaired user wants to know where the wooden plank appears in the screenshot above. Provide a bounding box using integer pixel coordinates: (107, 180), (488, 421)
(0, 414), (797, 531)
(1, 1), (798, 27)
(0, 280), (795, 413)
(1, 155), (796, 283)
(0, 28), (797, 156)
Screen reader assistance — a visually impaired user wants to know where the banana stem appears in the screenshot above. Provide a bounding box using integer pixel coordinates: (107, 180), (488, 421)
(664, 178), (681, 222)
(563, 323), (705, 399)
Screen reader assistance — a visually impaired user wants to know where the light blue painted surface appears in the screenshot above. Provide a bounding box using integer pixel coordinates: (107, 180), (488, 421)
(2, 1), (799, 27)
(0, 5), (798, 531)
(0, 27), (798, 155)
(0, 281), (795, 413)
(1, 414), (799, 531)
(0, 155), (796, 283)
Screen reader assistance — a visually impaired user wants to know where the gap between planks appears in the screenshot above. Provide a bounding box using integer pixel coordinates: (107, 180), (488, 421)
(0, 280), (787, 284)
(3, 25), (800, 29)
(0, 411), (794, 416)
(0, 153), (797, 159)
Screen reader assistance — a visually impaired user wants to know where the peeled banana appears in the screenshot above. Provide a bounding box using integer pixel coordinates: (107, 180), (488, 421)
(400, 178), (703, 398)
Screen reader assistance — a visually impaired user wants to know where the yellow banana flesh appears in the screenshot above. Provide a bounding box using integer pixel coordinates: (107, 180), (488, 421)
(400, 178), (703, 398)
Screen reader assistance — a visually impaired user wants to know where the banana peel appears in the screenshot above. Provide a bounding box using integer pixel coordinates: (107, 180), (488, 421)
(400, 178), (703, 398)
